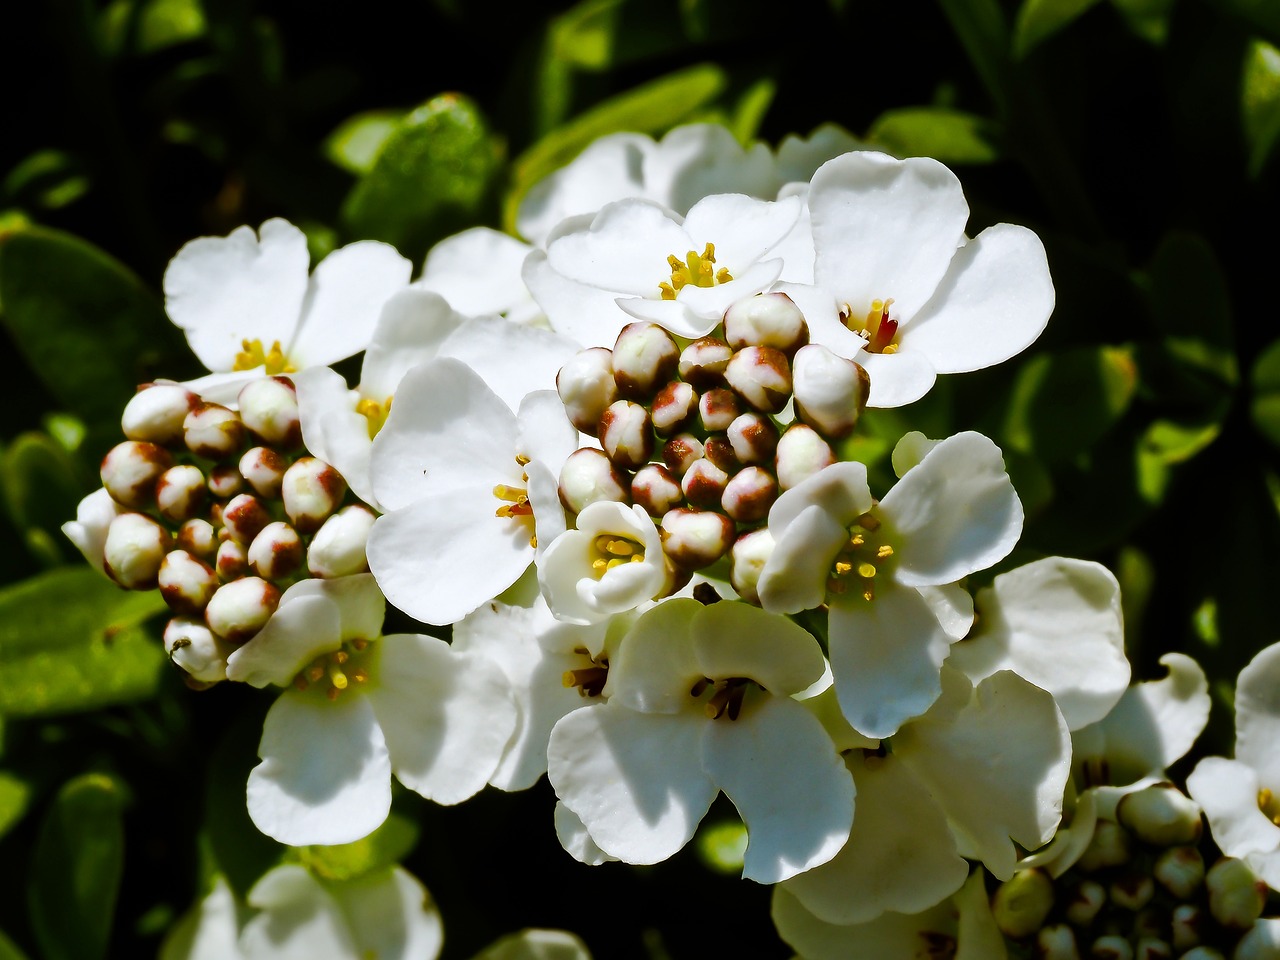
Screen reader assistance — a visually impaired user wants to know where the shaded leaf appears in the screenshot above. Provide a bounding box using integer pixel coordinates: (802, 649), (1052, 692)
(937, 0), (1012, 110)
(866, 107), (1001, 164)
(1250, 338), (1280, 447)
(0, 772), (31, 842)
(323, 109), (405, 176)
(1135, 418), (1221, 504)
(1013, 0), (1103, 58)
(1242, 38), (1280, 176)
(1110, 0), (1175, 44)
(2, 432), (89, 568)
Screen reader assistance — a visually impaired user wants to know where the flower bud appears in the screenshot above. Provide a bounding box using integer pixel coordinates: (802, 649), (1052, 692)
(177, 518), (217, 560)
(730, 528), (774, 605)
(155, 464), (208, 522)
(775, 424), (835, 491)
(724, 345), (792, 414)
(1131, 907), (1164, 942)
(1064, 880), (1106, 926)
(660, 508), (735, 569)
(792, 344), (870, 439)
(721, 466), (778, 522)
(612, 322), (678, 399)
(1154, 845), (1204, 899)
(1109, 872), (1154, 911)
(1233, 918), (1280, 960)
(247, 521), (303, 580)
(699, 388), (742, 432)
(1171, 904), (1203, 953)
(1178, 950), (1224, 960)
(158, 550), (218, 614)
(703, 436), (741, 474)
(1037, 924), (1080, 960)
(651, 381), (697, 436)
(631, 464), (683, 517)
(678, 337), (733, 389)
(1077, 819), (1133, 872)
(1116, 782), (1203, 846)
(662, 434), (704, 477)
(215, 538), (248, 581)
(1205, 858), (1265, 929)
(559, 448), (630, 514)
(239, 446), (289, 499)
(681, 458), (729, 509)
(599, 400), (655, 471)
(992, 868), (1053, 939)
(723, 292), (809, 355)
(100, 440), (173, 509)
(221, 493), (271, 545)
(1134, 939), (1171, 960)
(238, 376), (301, 447)
(207, 464), (244, 499)
(307, 505), (375, 578)
(1090, 936), (1134, 960)
(281, 457), (347, 533)
(557, 348), (618, 436)
(727, 412), (779, 465)
(204, 577), (279, 643)
(183, 402), (245, 459)
(103, 513), (170, 589)
(164, 618), (232, 684)
(122, 383), (197, 446)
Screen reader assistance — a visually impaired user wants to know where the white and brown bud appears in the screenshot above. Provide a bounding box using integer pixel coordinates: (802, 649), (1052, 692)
(1091, 936), (1135, 960)
(155, 464), (208, 522)
(721, 466), (778, 522)
(1132, 907), (1164, 942)
(247, 521), (303, 580)
(164, 618), (232, 684)
(238, 376), (301, 448)
(1233, 919), (1280, 960)
(660, 508), (735, 569)
(558, 448), (630, 515)
(1205, 858), (1265, 929)
(1171, 904), (1203, 953)
(1036, 924), (1079, 960)
(1154, 846), (1204, 899)
(158, 550), (218, 614)
(699, 387), (742, 432)
(775, 424), (835, 491)
(678, 337), (733, 389)
(651, 381), (697, 436)
(1064, 880), (1106, 927)
(599, 400), (655, 471)
(122, 383), (198, 446)
(221, 493), (271, 545)
(723, 292), (809, 355)
(557, 347), (618, 436)
(727, 412), (779, 465)
(215, 538), (249, 581)
(1177, 949), (1223, 960)
(992, 868), (1054, 939)
(183, 402), (245, 459)
(307, 505), (375, 578)
(724, 346), (792, 414)
(1133, 939), (1171, 960)
(103, 512), (170, 589)
(631, 464), (683, 517)
(281, 457), (347, 534)
(792, 344), (870, 440)
(1077, 819), (1133, 872)
(1109, 872), (1155, 912)
(662, 434), (704, 477)
(1116, 782), (1203, 847)
(206, 464), (244, 499)
(100, 440), (173, 509)
(239, 446), (289, 499)
(612, 322), (679, 399)
(177, 518), (217, 560)
(204, 577), (279, 644)
(681, 458), (730, 509)
(730, 527), (775, 605)
(702, 436), (741, 474)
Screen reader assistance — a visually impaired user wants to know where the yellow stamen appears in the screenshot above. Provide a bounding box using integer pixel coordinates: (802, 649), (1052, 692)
(659, 242), (733, 300)
(356, 396), (393, 439)
(233, 338), (297, 374)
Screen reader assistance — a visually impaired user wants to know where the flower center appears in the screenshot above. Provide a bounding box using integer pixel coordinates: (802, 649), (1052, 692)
(355, 396), (392, 439)
(659, 242), (733, 300)
(233, 338), (297, 374)
(1259, 788), (1280, 826)
(562, 646), (609, 697)
(494, 455), (537, 548)
(292, 638), (373, 701)
(841, 298), (900, 354)
(589, 534), (646, 577)
(690, 676), (755, 721)
(827, 511), (895, 602)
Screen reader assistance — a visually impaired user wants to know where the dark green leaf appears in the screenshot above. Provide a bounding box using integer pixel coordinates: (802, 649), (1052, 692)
(936, 0), (1012, 110)
(1110, 0), (1174, 44)
(1012, 0), (1103, 57)
(2, 432), (89, 568)
(866, 107), (1001, 164)
(0, 772), (31, 842)
(1250, 338), (1280, 447)
(0, 927), (31, 960)
(1242, 38), (1280, 176)
(1143, 231), (1235, 349)
(1135, 418), (1221, 504)
(323, 110), (405, 176)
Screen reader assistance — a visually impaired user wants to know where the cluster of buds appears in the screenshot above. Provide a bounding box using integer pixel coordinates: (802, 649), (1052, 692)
(94, 378), (372, 685)
(555, 293), (869, 586)
(990, 782), (1274, 959)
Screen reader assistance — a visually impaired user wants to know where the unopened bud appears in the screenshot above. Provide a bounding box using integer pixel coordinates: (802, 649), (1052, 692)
(651, 381), (697, 436)
(122, 383), (197, 446)
(1233, 917), (1280, 960)
(699, 388), (742, 432)
(724, 346), (792, 414)
(1037, 924), (1080, 960)
(158, 550), (218, 614)
(730, 528), (775, 605)
(678, 337), (733, 389)
(727, 412), (779, 465)
(184, 402), (245, 459)
(557, 348), (618, 436)
(248, 521), (303, 580)
(100, 441), (173, 509)
(1077, 819), (1132, 872)
(1154, 845), (1204, 898)
(307, 505), (375, 578)
(204, 577), (279, 643)
(1065, 880), (1106, 926)
(221, 493), (271, 545)
(1116, 782), (1202, 846)
(239, 447), (289, 499)
(660, 508), (735, 569)
(164, 618), (231, 684)
(155, 464), (208, 522)
(103, 513), (170, 589)
(207, 464), (244, 499)
(238, 376), (301, 447)
(559, 448), (630, 514)
(992, 868), (1054, 939)
(1092, 936), (1134, 960)
(216, 539), (248, 581)
(599, 400), (655, 471)
(721, 466), (778, 522)
(792, 344), (870, 440)
(281, 457), (346, 533)
(612, 322), (678, 399)
(662, 434), (705, 477)
(1131, 907), (1164, 942)
(1109, 872), (1154, 911)
(631, 464), (683, 517)
(1205, 858), (1265, 929)
(1171, 904), (1203, 953)
(681, 458), (729, 509)
(775, 424), (835, 491)
(1179, 950), (1224, 960)
(177, 518), (218, 560)
(1134, 939), (1171, 960)
(723, 292), (808, 355)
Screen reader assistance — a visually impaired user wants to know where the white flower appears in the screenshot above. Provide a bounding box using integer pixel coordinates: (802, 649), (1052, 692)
(547, 598), (853, 883)
(417, 227), (543, 325)
(61, 488), (126, 575)
(225, 574), (516, 845)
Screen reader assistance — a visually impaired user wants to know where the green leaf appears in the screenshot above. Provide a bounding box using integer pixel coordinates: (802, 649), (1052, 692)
(1251, 338), (1280, 447)
(866, 107), (1001, 164)
(293, 811), (420, 881)
(936, 0), (1012, 110)
(0, 567), (168, 717)
(1109, 0), (1174, 44)
(99, 0), (206, 55)
(0, 772), (31, 841)
(28, 773), (126, 960)
(2, 432), (88, 568)
(1242, 39), (1280, 176)
(323, 110), (405, 176)
(1144, 231), (1234, 348)
(0, 927), (32, 960)
(1135, 418), (1221, 504)
(1013, 0), (1103, 57)
(695, 819), (747, 875)
(1208, 0), (1280, 47)
(728, 78), (777, 145)
(2, 151), (90, 211)
(342, 94), (504, 261)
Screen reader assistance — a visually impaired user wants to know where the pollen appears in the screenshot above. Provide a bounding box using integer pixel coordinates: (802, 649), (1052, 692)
(841, 299), (900, 355)
(355, 396), (393, 439)
(589, 534), (646, 578)
(292, 639), (375, 701)
(493, 457), (538, 546)
(827, 511), (896, 603)
(233, 338), (297, 374)
(1259, 787), (1280, 826)
(659, 242), (734, 300)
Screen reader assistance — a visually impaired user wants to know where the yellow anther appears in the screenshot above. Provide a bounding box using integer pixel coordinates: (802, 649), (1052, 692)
(333, 650), (348, 664)
(352, 639), (368, 651)
(660, 242), (733, 300)
(233, 338), (296, 374)
(834, 561), (853, 576)
(606, 539), (635, 557)
(494, 484), (528, 502)
(592, 558), (608, 573)
(1261, 788), (1273, 805)
(857, 562), (878, 579)
(862, 586), (875, 602)
(351, 669), (369, 684)
(849, 534), (864, 547)
(515, 454), (530, 465)
(605, 557), (628, 571)
(876, 545), (894, 559)
(356, 397), (392, 439)
(307, 665), (325, 682)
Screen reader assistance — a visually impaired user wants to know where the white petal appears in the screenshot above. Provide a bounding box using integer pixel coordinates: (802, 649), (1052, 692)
(516, 390), (579, 471)
(693, 601), (826, 697)
(954, 867), (1009, 960)
(918, 582), (975, 640)
(246, 691), (391, 846)
(680, 193), (802, 269)
(778, 281), (867, 360)
(1235, 640), (1280, 789)
(330, 866), (443, 960)
(160, 875), (242, 960)
(769, 460), (874, 536)
(614, 296), (722, 339)
(441, 317), (580, 414)
(860, 349), (939, 409)
(293, 366), (376, 507)
(774, 125), (868, 184)
(522, 249), (635, 348)
(758, 509), (858, 616)
(546, 199), (690, 295)
(180, 369), (263, 406)
(1017, 786), (1100, 878)
(225, 594), (340, 688)
(771, 885), (960, 960)
(650, 124), (778, 214)
(553, 801), (617, 866)
(1186, 756), (1280, 889)
(62, 488), (125, 575)
(418, 227), (535, 317)
(607, 597), (704, 714)
(359, 288), (464, 400)
(240, 865), (356, 960)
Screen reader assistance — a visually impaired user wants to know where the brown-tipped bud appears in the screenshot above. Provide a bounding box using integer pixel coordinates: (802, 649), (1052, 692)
(775, 424), (835, 491)
(164, 618), (231, 684)
(247, 521), (303, 580)
(660, 508), (735, 570)
(721, 466), (778, 522)
(177, 518), (218, 560)
(280, 457), (347, 534)
(1037, 924), (1080, 960)
(662, 434), (705, 477)
(207, 465), (244, 499)
(557, 347), (618, 436)
(612, 322), (679, 399)
(730, 527), (775, 605)
(631, 464), (683, 517)
(727, 412), (779, 465)
(1131, 907), (1164, 942)
(681, 458), (729, 509)
(1154, 845), (1204, 899)
(158, 550), (218, 614)
(1176, 949), (1222, 960)
(723, 292), (809, 355)
(1064, 880), (1106, 927)
(1133, 938), (1171, 960)
(1090, 936), (1135, 960)
(558, 448), (630, 515)
(183, 402), (245, 459)
(992, 868), (1054, 939)
(703, 436), (741, 474)
(678, 337), (733, 389)
(307, 505), (375, 578)
(103, 513), (171, 589)
(651, 381), (697, 436)
(155, 464), (208, 522)
(221, 493), (271, 545)
(1170, 904), (1203, 953)
(792, 344), (870, 440)
(204, 577), (279, 643)
(724, 346), (792, 414)
(238, 376), (301, 447)
(100, 440), (173, 509)
(122, 383), (198, 446)
(215, 538), (248, 581)
(1205, 857), (1265, 929)
(239, 446), (289, 499)
(1077, 819), (1133, 872)
(699, 387), (742, 432)
(1109, 872), (1155, 912)
(1116, 783), (1202, 847)
(599, 400), (655, 471)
